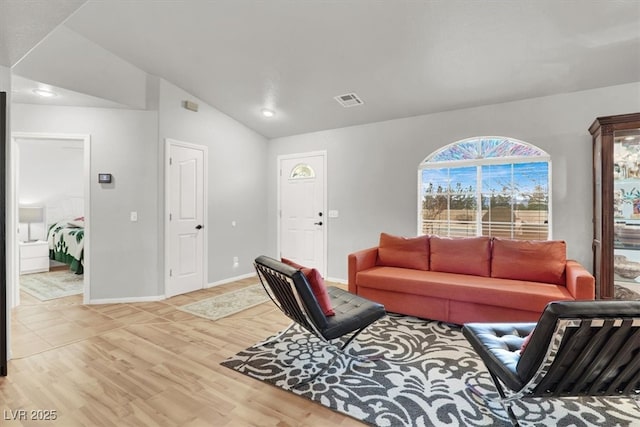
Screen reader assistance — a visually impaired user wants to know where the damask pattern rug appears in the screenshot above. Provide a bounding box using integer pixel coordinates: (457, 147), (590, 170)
(222, 314), (640, 427)
(20, 270), (83, 301)
(178, 284), (270, 321)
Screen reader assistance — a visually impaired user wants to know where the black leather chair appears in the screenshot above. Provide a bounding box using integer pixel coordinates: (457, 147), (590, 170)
(254, 255), (386, 386)
(463, 300), (640, 426)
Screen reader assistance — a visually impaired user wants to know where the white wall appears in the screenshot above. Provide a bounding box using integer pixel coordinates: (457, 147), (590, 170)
(157, 79), (269, 284)
(0, 66), (9, 91)
(1, 66), (11, 364)
(10, 79), (270, 300)
(17, 139), (84, 241)
(267, 82), (640, 281)
(9, 80), (640, 294)
(11, 104), (160, 300)
(19, 140), (84, 206)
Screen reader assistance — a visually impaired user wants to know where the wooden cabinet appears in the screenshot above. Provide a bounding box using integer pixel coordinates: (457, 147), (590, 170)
(19, 240), (50, 274)
(589, 113), (640, 299)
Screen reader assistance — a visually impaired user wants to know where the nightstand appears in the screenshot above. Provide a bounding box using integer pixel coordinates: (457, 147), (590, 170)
(19, 240), (50, 274)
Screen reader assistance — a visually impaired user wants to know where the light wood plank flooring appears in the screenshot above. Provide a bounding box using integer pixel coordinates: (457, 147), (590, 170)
(1, 277), (363, 426)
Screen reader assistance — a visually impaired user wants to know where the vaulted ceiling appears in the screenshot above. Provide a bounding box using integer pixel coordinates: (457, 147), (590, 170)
(2, 0), (639, 138)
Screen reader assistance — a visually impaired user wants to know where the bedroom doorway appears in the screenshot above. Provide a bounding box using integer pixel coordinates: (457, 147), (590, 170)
(9, 133), (91, 309)
(1, 92), (7, 376)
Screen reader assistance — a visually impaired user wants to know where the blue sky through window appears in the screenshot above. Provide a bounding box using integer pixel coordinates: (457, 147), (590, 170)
(422, 162), (548, 195)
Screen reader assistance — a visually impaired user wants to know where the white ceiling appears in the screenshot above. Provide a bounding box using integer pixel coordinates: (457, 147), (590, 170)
(2, 0), (640, 138)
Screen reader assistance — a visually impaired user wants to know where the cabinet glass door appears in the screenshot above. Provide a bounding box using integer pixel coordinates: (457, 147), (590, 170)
(613, 126), (640, 296)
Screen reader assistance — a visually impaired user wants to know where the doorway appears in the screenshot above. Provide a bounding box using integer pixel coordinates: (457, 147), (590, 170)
(278, 151), (327, 275)
(1, 92), (7, 376)
(9, 133), (91, 309)
(165, 139), (208, 297)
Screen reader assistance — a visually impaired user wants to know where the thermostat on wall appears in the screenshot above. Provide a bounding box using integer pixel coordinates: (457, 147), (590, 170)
(98, 173), (112, 183)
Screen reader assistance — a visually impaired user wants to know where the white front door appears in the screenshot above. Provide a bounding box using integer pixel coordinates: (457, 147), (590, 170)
(279, 152), (326, 275)
(166, 140), (207, 297)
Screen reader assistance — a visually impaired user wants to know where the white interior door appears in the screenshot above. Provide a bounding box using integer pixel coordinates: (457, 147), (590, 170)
(166, 140), (207, 297)
(279, 152), (326, 275)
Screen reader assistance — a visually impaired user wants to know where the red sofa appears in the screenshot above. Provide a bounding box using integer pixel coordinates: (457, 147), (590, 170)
(348, 233), (595, 324)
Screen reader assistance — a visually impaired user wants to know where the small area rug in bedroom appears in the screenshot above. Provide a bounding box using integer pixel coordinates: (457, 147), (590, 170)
(178, 284), (270, 321)
(20, 270), (83, 301)
(221, 313), (640, 427)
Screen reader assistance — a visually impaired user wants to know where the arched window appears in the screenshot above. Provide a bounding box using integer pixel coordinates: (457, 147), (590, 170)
(418, 137), (551, 240)
(289, 163), (315, 179)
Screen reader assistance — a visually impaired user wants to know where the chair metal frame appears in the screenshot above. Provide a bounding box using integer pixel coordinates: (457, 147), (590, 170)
(464, 302), (640, 426)
(254, 256), (386, 387)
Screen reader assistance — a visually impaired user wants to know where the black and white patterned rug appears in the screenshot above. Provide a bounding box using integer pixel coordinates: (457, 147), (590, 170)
(222, 314), (640, 426)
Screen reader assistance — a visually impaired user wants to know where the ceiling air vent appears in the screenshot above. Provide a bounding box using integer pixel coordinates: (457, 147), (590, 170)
(334, 92), (364, 108)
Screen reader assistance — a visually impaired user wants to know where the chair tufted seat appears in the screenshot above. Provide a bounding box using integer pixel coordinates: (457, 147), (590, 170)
(463, 322), (536, 390)
(322, 286), (386, 340)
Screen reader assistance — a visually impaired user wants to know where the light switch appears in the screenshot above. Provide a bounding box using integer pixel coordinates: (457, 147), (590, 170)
(328, 210), (339, 218)
(130, 211), (138, 222)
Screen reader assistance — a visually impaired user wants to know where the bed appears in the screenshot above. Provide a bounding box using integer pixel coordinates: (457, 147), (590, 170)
(47, 218), (84, 274)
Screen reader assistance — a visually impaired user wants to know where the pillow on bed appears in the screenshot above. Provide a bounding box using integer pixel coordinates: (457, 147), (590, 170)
(67, 219), (85, 228)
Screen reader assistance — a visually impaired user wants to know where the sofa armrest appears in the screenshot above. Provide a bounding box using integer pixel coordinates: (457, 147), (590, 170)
(565, 260), (595, 300)
(348, 247), (379, 293)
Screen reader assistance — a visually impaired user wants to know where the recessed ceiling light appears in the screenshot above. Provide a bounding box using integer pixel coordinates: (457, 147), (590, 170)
(33, 88), (57, 98)
(261, 108), (275, 118)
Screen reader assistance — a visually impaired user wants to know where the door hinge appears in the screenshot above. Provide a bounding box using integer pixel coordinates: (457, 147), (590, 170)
(169, 157), (172, 165)
(169, 213), (172, 221)
(169, 269), (173, 277)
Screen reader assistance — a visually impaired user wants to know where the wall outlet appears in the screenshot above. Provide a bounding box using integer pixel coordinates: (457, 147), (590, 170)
(233, 256), (239, 267)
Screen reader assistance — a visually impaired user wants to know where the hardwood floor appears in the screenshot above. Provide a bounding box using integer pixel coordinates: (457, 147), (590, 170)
(1, 277), (363, 426)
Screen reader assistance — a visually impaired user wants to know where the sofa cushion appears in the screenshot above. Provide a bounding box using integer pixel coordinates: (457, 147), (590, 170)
(430, 236), (491, 277)
(377, 233), (429, 271)
(355, 267), (573, 314)
(281, 258), (335, 316)
(491, 238), (566, 285)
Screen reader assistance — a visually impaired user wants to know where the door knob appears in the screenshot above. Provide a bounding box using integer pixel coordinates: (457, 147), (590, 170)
(195, 224), (203, 230)
(314, 221), (323, 226)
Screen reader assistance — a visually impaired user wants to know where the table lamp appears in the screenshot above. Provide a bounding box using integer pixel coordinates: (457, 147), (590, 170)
(19, 206), (44, 242)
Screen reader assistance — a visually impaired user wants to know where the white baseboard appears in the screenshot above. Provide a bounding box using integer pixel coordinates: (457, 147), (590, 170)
(326, 277), (347, 284)
(87, 295), (165, 305)
(86, 273), (258, 304)
(207, 272), (257, 288)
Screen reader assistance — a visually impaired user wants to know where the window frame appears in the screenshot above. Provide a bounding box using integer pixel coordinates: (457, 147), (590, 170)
(417, 137), (552, 240)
